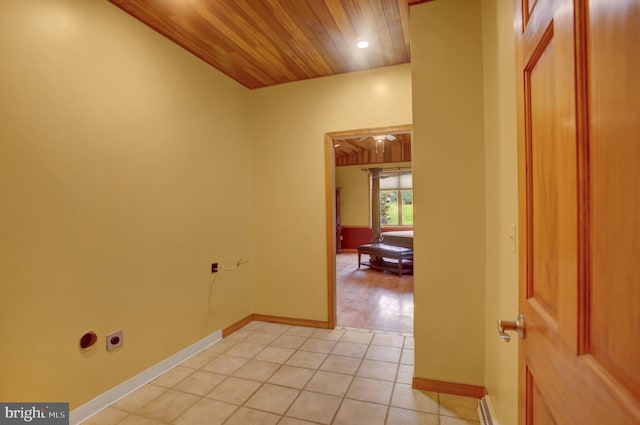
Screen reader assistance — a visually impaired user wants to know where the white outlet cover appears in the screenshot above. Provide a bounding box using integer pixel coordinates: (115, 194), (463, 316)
(106, 329), (124, 351)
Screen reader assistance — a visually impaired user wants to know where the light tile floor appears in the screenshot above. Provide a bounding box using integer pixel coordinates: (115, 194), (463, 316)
(83, 322), (480, 425)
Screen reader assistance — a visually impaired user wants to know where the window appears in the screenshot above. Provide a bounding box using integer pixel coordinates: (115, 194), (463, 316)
(379, 171), (413, 225)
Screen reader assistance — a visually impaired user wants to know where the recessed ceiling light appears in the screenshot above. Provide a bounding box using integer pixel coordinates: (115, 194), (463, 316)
(356, 41), (369, 49)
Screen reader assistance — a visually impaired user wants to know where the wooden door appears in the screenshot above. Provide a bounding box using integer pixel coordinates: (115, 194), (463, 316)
(515, 0), (640, 424)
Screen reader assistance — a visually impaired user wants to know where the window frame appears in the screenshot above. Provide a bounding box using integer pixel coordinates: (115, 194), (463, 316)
(377, 170), (413, 227)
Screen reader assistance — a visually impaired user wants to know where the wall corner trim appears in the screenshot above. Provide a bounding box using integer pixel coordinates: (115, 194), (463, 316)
(223, 314), (330, 337)
(222, 314), (256, 337)
(412, 377), (488, 399)
(69, 329), (222, 425)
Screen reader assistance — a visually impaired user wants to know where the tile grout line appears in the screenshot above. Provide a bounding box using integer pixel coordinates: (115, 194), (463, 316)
(93, 323), (477, 425)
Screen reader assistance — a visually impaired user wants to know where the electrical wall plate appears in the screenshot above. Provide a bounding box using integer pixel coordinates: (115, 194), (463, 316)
(106, 329), (124, 351)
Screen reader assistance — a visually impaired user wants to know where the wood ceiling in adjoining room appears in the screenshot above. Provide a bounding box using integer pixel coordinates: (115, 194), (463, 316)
(108, 0), (427, 89)
(334, 133), (411, 166)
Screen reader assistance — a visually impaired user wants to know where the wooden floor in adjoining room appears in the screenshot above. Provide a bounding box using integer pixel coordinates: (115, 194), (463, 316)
(336, 252), (414, 334)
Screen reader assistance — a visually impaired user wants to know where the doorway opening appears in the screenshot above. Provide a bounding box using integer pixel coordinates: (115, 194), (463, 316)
(324, 124), (413, 333)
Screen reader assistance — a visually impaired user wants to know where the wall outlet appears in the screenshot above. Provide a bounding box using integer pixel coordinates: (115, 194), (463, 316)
(106, 329), (124, 351)
(211, 262), (219, 273)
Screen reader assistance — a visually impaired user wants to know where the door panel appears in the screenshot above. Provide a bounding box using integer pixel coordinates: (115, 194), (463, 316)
(588, 0), (640, 398)
(520, 0), (580, 350)
(528, 30), (560, 322)
(529, 370), (557, 425)
(515, 0), (640, 424)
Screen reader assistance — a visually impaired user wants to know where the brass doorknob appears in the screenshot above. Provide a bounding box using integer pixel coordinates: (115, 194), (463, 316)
(497, 314), (526, 342)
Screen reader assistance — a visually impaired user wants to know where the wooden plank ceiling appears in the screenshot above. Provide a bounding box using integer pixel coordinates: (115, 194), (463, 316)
(108, 0), (426, 89)
(334, 133), (411, 166)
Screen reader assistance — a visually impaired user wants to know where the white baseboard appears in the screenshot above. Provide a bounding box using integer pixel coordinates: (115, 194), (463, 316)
(478, 395), (500, 425)
(70, 329), (222, 425)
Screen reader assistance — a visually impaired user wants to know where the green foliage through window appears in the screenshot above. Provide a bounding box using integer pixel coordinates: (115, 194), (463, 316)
(378, 172), (412, 226)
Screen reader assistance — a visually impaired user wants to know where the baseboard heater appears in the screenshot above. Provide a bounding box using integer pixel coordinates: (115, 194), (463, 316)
(478, 395), (499, 425)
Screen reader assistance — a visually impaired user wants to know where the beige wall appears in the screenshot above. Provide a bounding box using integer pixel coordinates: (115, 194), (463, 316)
(0, 0), (253, 407)
(481, 0), (519, 423)
(336, 165), (370, 227)
(410, 1), (487, 386)
(250, 65), (412, 320)
(1, 0), (519, 419)
(411, 0), (520, 420)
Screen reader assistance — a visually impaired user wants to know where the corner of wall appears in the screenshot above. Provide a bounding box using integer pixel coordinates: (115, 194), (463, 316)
(410, 0), (487, 388)
(479, 0), (519, 423)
